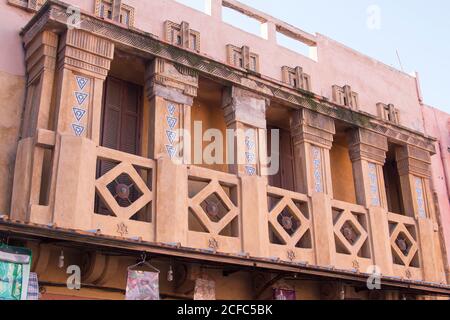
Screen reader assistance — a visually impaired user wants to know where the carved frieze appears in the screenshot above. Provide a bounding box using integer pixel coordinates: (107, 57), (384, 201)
(58, 29), (114, 79)
(332, 85), (359, 110)
(396, 145), (432, 178)
(377, 103), (400, 125)
(290, 109), (336, 149)
(94, 0), (135, 27)
(8, 0), (45, 11)
(146, 57), (199, 104)
(165, 20), (200, 52)
(349, 128), (388, 165)
(227, 45), (259, 73)
(282, 66), (311, 91)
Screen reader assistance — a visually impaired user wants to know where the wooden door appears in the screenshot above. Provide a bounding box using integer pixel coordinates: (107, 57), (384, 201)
(267, 126), (295, 192)
(101, 77), (142, 155)
(96, 77), (143, 216)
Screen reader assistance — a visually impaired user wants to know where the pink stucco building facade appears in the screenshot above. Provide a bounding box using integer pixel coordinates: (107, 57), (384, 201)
(0, 0), (449, 299)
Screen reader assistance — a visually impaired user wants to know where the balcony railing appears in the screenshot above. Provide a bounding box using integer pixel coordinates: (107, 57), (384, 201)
(187, 166), (242, 253)
(93, 147), (156, 242)
(266, 186), (313, 264)
(11, 136), (442, 283)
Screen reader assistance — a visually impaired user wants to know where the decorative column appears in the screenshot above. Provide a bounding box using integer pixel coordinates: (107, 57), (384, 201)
(396, 145), (442, 282)
(221, 86), (269, 257)
(348, 128), (392, 275)
(221, 86), (269, 177)
(290, 108), (335, 266)
(348, 128), (388, 209)
(51, 29), (114, 230)
(145, 57), (198, 245)
(145, 57), (198, 161)
(11, 30), (58, 223)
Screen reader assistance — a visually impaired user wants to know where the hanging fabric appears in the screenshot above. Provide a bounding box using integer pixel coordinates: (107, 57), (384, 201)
(27, 272), (40, 300)
(125, 255), (160, 300)
(273, 287), (296, 300)
(0, 244), (32, 300)
(194, 278), (216, 300)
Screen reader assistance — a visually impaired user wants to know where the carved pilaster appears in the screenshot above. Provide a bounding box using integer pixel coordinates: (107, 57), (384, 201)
(11, 31), (58, 223)
(395, 145), (442, 283)
(221, 86), (269, 176)
(395, 145), (432, 218)
(348, 128), (388, 208)
(145, 58), (198, 161)
(290, 109), (336, 266)
(55, 29), (114, 142)
(290, 108), (335, 195)
(44, 30), (114, 230)
(347, 129), (392, 274)
(22, 30), (59, 138)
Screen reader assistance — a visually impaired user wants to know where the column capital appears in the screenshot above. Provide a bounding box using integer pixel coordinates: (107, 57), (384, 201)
(396, 145), (432, 178)
(24, 30), (58, 83)
(145, 57), (199, 105)
(290, 108), (335, 149)
(58, 29), (114, 80)
(221, 86), (269, 128)
(348, 128), (388, 165)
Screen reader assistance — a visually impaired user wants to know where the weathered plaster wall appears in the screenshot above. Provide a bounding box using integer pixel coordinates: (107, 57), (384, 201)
(191, 97), (229, 173)
(422, 105), (450, 268)
(0, 71), (25, 215)
(0, 2), (30, 214)
(330, 143), (357, 204)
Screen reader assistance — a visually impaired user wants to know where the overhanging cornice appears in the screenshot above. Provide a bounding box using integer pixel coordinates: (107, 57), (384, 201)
(21, 0), (437, 154)
(0, 218), (449, 296)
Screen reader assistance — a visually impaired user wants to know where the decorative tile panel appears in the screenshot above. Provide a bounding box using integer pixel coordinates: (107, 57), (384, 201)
(244, 130), (257, 176)
(165, 102), (180, 159)
(368, 163), (380, 207)
(414, 177), (427, 218)
(71, 75), (90, 137)
(311, 146), (323, 193)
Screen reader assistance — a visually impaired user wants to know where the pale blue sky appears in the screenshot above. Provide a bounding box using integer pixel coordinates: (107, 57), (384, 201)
(176, 0), (450, 113)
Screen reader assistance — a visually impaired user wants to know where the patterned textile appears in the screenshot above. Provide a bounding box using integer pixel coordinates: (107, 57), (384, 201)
(273, 288), (296, 300)
(194, 278), (216, 300)
(125, 270), (160, 300)
(0, 245), (32, 300)
(27, 272), (39, 300)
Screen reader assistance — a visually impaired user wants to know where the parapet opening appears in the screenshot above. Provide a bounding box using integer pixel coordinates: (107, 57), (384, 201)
(175, 0), (211, 15)
(276, 26), (317, 61)
(222, 4), (263, 37)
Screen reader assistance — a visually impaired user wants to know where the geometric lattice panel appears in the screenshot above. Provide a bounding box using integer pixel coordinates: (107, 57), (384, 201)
(389, 219), (420, 268)
(267, 187), (312, 250)
(96, 160), (153, 221)
(332, 202), (371, 259)
(188, 173), (239, 238)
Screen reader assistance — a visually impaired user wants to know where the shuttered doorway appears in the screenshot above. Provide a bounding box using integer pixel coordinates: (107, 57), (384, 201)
(96, 77), (144, 217)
